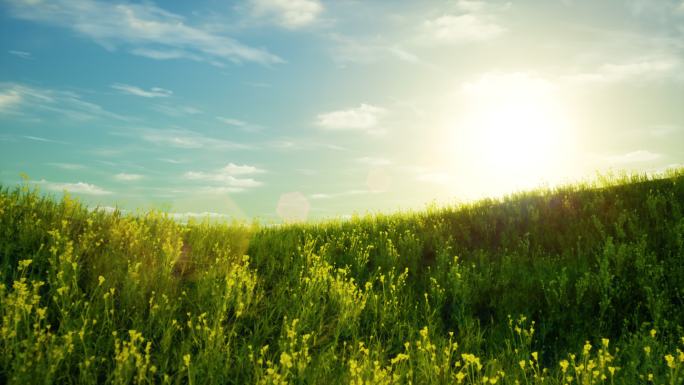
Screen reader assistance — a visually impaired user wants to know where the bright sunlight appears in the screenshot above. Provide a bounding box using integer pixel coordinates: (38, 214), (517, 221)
(451, 73), (576, 197)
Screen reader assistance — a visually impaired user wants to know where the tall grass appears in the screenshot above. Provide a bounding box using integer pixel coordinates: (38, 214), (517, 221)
(1, 170), (683, 384)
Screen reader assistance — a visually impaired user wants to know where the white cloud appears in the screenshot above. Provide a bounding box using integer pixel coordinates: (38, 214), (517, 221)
(8, 50), (31, 59)
(140, 129), (250, 150)
(216, 117), (263, 132)
(356, 157), (392, 167)
(0, 82), (126, 121)
(184, 171), (262, 188)
(5, 0), (283, 66)
(154, 104), (202, 117)
(114, 173), (143, 181)
(0, 88), (24, 112)
(455, 0), (487, 12)
(328, 34), (421, 66)
(183, 163), (265, 191)
(316, 104), (387, 133)
(251, 0), (323, 29)
(34, 179), (112, 195)
(111, 83), (172, 98)
(564, 57), (680, 84)
(605, 150), (663, 164)
(221, 162), (265, 176)
(422, 14), (505, 44)
(48, 162), (86, 170)
(199, 186), (247, 194)
(310, 189), (372, 200)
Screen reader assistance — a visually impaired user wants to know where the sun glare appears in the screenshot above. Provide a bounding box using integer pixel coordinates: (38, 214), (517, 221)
(451, 73), (576, 197)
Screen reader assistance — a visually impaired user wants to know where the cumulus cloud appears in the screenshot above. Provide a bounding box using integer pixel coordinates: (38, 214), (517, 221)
(111, 83), (172, 98)
(183, 163), (265, 192)
(221, 162), (265, 176)
(4, 0), (283, 66)
(251, 0), (323, 29)
(316, 104), (387, 133)
(34, 180), (112, 195)
(114, 173), (143, 181)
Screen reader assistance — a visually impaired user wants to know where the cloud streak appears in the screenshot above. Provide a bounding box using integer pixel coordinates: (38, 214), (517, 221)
(114, 173), (144, 181)
(112, 83), (172, 98)
(139, 128), (251, 150)
(0, 82), (126, 121)
(5, 0), (283, 66)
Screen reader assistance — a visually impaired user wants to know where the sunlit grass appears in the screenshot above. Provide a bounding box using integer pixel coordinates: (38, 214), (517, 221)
(0, 169), (683, 384)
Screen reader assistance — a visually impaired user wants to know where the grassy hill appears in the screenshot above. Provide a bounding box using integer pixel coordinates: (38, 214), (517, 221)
(1, 171), (683, 384)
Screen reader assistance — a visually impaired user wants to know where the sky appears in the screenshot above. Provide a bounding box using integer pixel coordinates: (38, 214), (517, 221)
(1, 0), (683, 222)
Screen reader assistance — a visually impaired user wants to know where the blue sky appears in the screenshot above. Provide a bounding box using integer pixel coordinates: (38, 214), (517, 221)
(1, 0), (683, 222)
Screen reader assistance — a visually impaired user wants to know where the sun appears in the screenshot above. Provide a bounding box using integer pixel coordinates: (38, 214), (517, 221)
(451, 73), (576, 196)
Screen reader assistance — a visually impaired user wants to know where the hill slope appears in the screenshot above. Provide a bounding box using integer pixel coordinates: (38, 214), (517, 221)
(1, 172), (683, 384)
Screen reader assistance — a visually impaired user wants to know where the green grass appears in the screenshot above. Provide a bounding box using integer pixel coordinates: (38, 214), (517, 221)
(1, 170), (683, 384)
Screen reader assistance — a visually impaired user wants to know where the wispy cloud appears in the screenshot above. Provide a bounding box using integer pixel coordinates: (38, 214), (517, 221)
(422, 14), (506, 44)
(267, 139), (347, 151)
(183, 163), (265, 192)
(34, 179), (112, 195)
(250, 0), (323, 29)
(316, 104), (387, 133)
(310, 189), (375, 200)
(139, 128), (250, 150)
(605, 150), (663, 164)
(111, 83), (172, 98)
(153, 104), (202, 117)
(356, 157), (392, 167)
(0, 82), (126, 121)
(216, 117), (263, 132)
(23, 135), (69, 144)
(114, 172), (143, 181)
(5, 0), (283, 66)
(564, 57), (681, 84)
(48, 162), (86, 170)
(328, 34), (420, 66)
(8, 50), (31, 59)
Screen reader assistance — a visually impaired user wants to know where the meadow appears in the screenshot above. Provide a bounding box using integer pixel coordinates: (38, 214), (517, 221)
(1, 170), (683, 384)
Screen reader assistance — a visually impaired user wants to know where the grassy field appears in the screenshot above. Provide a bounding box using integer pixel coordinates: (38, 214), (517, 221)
(1, 171), (683, 384)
